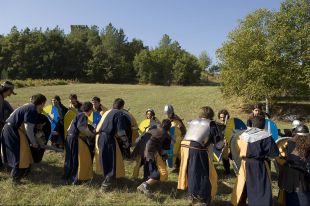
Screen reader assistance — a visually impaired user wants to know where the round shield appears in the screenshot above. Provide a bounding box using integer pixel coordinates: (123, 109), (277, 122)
(43, 105), (60, 132)
(64, 110), (77, 138)
(229, 129), (245, 176)
(138, 119), (158, 134)
(88, 111), (102, 128)
(274, 137), (291, 173)
(225, 118), (247, 144)
(265, 119), (279, 141)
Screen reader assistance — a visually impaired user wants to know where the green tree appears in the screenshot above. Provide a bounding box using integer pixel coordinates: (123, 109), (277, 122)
(198, 51), (212, 71)
(172, 52), (202, 85)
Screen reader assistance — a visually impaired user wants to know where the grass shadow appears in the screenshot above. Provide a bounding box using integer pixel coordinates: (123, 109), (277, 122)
(25, 161), (65, 186)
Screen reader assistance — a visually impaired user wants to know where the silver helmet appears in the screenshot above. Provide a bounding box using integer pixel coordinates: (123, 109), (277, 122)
(164, 104), (174, 115)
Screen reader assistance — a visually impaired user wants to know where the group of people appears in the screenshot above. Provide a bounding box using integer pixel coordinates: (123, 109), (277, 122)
(0, 80), (309, 206)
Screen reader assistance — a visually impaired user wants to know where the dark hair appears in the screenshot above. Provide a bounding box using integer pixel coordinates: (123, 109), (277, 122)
(0, 81), (15, 95)
(218, 109), (230, 119)
(146, 109), (155, 116)
(31, 93), (47, 106)
(113, 98), (125, 109)
(294, 134), (310, 161)
(251, 115), (265, 129)
(199, 106), (214, 120)
(69, 94), (77, 100)
(161, 119), (171, 131)
(53, 95), (61, 102)
(81, 101), (93, 112)
(92, 96), (101, 102)
(252, 103), (263, 110)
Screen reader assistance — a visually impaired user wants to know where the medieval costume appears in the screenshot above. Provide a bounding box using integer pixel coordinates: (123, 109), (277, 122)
(64, 112), (95, 184)
(0, 81), (15, 167)
(136, 127), (171, 195)
(217, 122), (231, 174)
(51, 100), (68, 148)
(1, 103), (40, 182)
(277, 125), (310, 206)
(231, 128), (279, 206)
(178, 119), (222, 205)
(97, 109), (132, 189)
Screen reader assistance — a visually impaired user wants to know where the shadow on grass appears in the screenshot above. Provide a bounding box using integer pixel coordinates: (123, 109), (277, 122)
(25, 161), (64, 186)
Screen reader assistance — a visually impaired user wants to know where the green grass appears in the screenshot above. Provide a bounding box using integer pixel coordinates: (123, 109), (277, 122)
(0, 84), (304, 205)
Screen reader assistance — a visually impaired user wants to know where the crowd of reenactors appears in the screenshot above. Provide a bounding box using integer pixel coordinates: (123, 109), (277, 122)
(0, 80), (309, 206)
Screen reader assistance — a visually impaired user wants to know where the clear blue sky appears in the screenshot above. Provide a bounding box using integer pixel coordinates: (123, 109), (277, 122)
(0, 0), (283, 63)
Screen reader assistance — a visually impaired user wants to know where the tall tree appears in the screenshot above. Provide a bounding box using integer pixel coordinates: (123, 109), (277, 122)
(198, 51), (212, 71)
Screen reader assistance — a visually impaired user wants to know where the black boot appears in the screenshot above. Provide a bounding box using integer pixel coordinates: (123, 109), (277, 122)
(222, 158), (230, 174)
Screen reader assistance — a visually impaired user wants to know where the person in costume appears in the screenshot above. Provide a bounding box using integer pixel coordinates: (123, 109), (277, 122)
(217, 109), (231, 174)
(145, 109), (160, 125)
(178, 106), (223, 206)
(92, 96), (108, 115)
(132, 109), (161, 179)
(278, 124), (310, 206)
(68, 94), (82, 112)
(246, 103), (270, 127)
(98, 98), (132, 191)
(50, 95), (68, 149)
(0, 81), (15, 168)
(164, 104), (186, 173)
(1, 93), (47, 184)
(231, 115), (279, 206)
(136, 119), (172, 196)
(64, 102), (96, 185)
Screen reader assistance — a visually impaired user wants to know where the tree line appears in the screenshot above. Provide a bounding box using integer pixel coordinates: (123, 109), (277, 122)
(0, 24), (211, 85)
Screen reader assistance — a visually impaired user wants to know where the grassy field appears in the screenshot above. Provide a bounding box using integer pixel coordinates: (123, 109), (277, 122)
(0, 84), (306, 205)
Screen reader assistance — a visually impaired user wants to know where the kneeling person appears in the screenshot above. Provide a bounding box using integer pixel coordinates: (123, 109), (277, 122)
(64, 102), (96, 185)
(137, 119), (172, 195)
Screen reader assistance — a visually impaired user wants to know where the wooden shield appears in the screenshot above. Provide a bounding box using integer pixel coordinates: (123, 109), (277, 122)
(225, 118), (247, 144)
(42, 105), (60, 139)
(64, 110), (77, 138)
(265, 119), (279, 141)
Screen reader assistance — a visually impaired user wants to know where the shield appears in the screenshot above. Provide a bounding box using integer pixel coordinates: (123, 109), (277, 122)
(64, 109), (77, 138)
(166, 127), (175, 168)
(88, 111), (102, 128)
(225, 118), (247, 144)
(265, 119), (279, 141)
(138, 119), (158, 134)
(229, 129), (246, 175)
(274, 137), (291, 173)
(131, 132), (152, 159)
(42, 105), (60, 140)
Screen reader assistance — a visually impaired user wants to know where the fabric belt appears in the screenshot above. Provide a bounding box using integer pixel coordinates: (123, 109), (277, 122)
(181, 144), (208, 151)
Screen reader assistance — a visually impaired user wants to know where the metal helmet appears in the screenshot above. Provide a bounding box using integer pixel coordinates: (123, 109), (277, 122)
(295, 125), (309, 135)
(164, 104), (174, 115)
(292, 120), (302, 129)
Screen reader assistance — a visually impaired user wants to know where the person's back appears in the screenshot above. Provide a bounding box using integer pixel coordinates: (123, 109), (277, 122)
(144, 128), (170, 161)
(231, 115), (279, 206)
